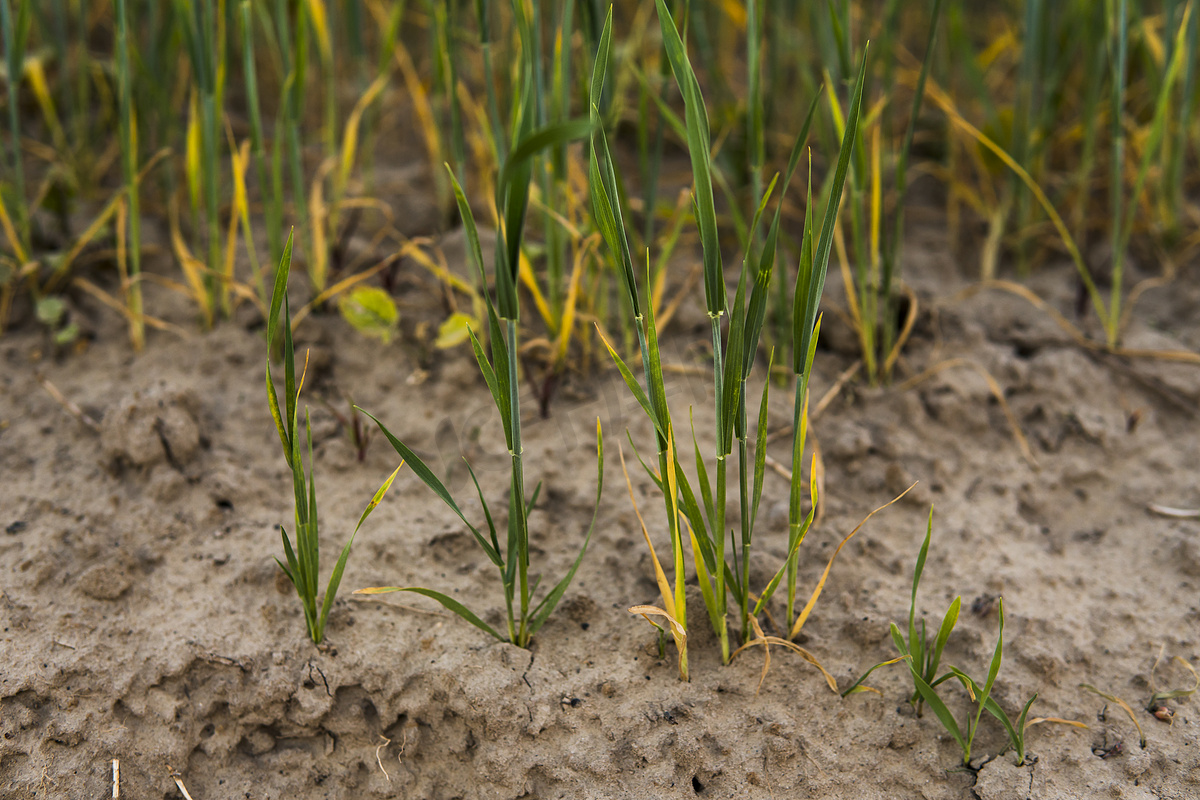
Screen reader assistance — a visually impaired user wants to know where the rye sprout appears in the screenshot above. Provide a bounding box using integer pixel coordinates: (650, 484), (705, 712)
(240, 0), (283, 273)
(908, 595), (1003, 767)
(266, 231), (402, 645)
(355, 28), (602, 647)
(591, 3), (866, 674)
(1103, 0), (1191, 348)
(174, 0), (224, 316)
(826, 0), (943, 385)
(1, 0), (30, 254)
(847, 510), (1079, 765)
(844, 509), (960, 709)
(931, 601), (1077, 767)
(114, 0), (144, 350)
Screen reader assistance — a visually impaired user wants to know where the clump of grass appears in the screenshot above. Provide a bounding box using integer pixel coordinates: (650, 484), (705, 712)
(848, 509), (1084, 765)
(591, 2), (868, 676)
(173, 0), (225, 317)
(265, 232), (402, 645)
(844, 509), (959, 707)
(817, 0), (944, 385)
(354, 22), (603, 646)
(239, 0), (282, 276)
(1, 0), (31, 254)
(114, 0), (144, 350)
(914, 596), (1016, 766)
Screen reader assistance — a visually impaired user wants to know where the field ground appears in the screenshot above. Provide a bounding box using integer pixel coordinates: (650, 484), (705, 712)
(3, 201), (1199, 798)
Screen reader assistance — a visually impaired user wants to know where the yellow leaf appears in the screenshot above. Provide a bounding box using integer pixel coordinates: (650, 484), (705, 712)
(338, 285), (399, 343)
(435, 312), (477, 349)
(339, 73), (390, 197)
(186, 90), (202, 212)
(305, 0), (333, 64)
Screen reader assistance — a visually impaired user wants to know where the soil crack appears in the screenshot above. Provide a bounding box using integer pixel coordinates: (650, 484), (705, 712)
(154, 417), (183, 471)
(306, 661), (332, 697)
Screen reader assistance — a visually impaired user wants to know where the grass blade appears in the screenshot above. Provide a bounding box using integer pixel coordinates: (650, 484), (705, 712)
(653, 0), (724, 317)
(355, 586), (505, 641)
(358, 408), (502, 567)
(795, 44), (868, 374)
(911, 666), (967, 755)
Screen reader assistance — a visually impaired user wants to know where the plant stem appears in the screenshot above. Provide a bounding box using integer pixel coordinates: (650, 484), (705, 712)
(1, 0), (29, 252)
(1107, 0), (1127, 349)
(505, 318), (531, 647)
(710, 313), (730, 663)
(736, 388), (751, 646)
(785, 372), (808, 627)
(114, 0), (144, 349)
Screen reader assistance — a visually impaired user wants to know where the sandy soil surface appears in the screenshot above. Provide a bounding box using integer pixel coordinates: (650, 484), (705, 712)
(2, 210), (1199, 799)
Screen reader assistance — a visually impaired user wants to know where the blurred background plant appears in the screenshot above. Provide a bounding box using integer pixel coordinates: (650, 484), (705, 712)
(0, 0), (1196, 373)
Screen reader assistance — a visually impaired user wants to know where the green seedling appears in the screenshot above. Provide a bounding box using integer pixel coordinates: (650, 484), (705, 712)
(943, 605), (1086, 766)
(845, 509), (961, 708)
(850, 510), (1081, 764)
(35, 295), (78, 346)
(173, 0), (224, 316)
(266, 232), (402, 645)
(355, 26), (601, 647)
(113, 0), (143, 349)
(1, 0), (31, 254)
(591, 3), (866, 675)
(907, 592), (1000, 766)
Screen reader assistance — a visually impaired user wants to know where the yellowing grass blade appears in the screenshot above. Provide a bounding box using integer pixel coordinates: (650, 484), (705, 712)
(553, 234), (598, 367)
(186, 89), (202, 213)
(0, 187), (28, 264)
(308, 157), (336, 292)
(789, 483), (915, 640)
(355, 461), (404, 532)
(407, 238), (478, 298)
(168, 197), (214, 327)
(518, 248), (554, 329)
(843, 655), (912, 697)
(304, 0), (333, 64)
(619, 444), (674, 620)
(48, 196), (119, 290)
(1026, 717), (1089, 732)
(339, 73), (390, 195)
(686, 517), (721, 638)
(730, 614), (838, 694)
(1080, 684), (1146, 749)
(221, 140), (246, 316)
(24, 57), (67, 154)
(230, 138), (264, 300)
(664, 424), (686, 629)
(629, 605), (688, 678)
